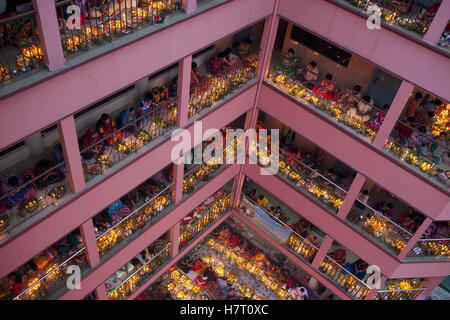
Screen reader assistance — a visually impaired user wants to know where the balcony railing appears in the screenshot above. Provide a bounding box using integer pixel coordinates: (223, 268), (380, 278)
(80, 99), (176, 182)
(336, 0), (440, 38)
(238, 194), (319, 263)
(373, 287), (427, 300)
(188, 53), (258, 119)
(0, 9), (43, 85)
(0, 161), (70, 243)
(106, 242), (171, 300)
(277, 152), (346, 214)
(56, 0), (182, 58)
(319, 255), (372, 300)
(179, 193), (231, 249)
(383, 115), (450, 190)
(266, 72), (384, 143)
(346, 200), (413, 255)
(406, 238), (450, 260)
(12, 246), (89, 300)
(96, 184), (174, 257)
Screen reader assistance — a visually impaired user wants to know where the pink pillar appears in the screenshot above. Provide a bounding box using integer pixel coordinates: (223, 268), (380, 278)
(95, 283), (108, 300)
(80, 219), (100, 268)
(423, 0), (450, 45)
(182, 0), (197, 15)
(177, 56), (192, 128)
(173, 163), (185, 203)
(337, 173), (366, 219)
(256, 5), (280, 82)
(372, 81), (415, 148)
(170, 222), (181, 258)
(32, 0), (66, 71)
(311, 235), (333, 269)
(397, 217), (433, 261)
(57, 116), (85, 193)
(416, 276), (447, 300)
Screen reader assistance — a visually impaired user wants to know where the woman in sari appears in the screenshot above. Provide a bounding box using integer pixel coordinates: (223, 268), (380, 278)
(96, 113), (121, 145)
(80, 128), (104, 159)
(313, 74), (339, 101)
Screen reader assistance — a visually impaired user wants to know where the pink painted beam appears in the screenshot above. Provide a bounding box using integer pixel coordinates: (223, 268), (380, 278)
(170, 222), (181, 258)
(182, 0), (197, 15)
(177, 56), (192, 128)
(32, 0), (65, 71)
(277, 0), (450, 102)
(397, 217), (433, 261)
(57, 116), (85, 193)
(336, 173), (365, 219)
(0, 86), (256, 278)
(79, 219), (100, 268)
(126, 210), (233, 300)
(0, 0), (275, 150)
(311, 235), (333, 269)
(233, 210), (352, 300)
(243, 163), (450, 278)
(95, 283), (108, 300)
(58, 164), (239, 299)
(258, 84), (449, 220)
(423, 0), (450, 45)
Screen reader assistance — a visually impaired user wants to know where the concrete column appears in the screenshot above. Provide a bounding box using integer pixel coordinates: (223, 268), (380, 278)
(182, 0), (197, 15)
(173, 162), (184, 203)
(256, 11), (280, 80)
(423, 0), (450, 45)
(95, 283), (108, 300)
(80, 219), (100, 268)
(311, 235), (334, 269)
(57, 116), (85, 193)
(281, 22), (294, 56)
(170, 222), (180, 258)
(24, 132), (45, 157)
(397, 217), (433, 261)
(177, 56), (192, 128)
(372, 81), (415, 148)
(32, 0), (66, 71)
(416, 276), (447, 300)
(337, 173), (366, 219)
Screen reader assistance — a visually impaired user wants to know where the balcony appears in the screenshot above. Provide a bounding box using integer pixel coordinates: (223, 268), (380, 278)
(373, 277), (429, 300)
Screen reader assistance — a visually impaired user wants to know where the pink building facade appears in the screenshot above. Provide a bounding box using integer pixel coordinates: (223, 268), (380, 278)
(0, 0), (448, 300)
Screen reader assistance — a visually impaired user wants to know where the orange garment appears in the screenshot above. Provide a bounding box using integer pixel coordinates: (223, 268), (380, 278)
(406, 99), (420, 117)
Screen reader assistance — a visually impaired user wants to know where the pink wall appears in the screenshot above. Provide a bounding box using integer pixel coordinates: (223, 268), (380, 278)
(243, 162), (450, 278)
(258, 84), (449, 221)
(0, 86), (256, 278)
(59, 165), (238, 300)
(278, 0), (450, 102)
(0, 0), (274, 150)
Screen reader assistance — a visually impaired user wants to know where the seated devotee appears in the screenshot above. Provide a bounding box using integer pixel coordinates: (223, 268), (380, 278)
(137, 93), (157, 125)
(34, 159), (65, 189)
(390, 117), (415, 147)
(374, 201), (395, 219)
(407, 125), (434, 152)
(121, 188), (141, 209)
(96, 113), (120, 145)
(223, 47), (240, 69)
(1, 174), (24, 208)
(337, 85), (362, 112)
(312, 74), (339, 101)
(297, 61), (319, 88)
(208, 51), (226, 75)
(79, 128), (104, 160)
(346, 95), (373, 124)
(406, 92), (424, 117)
(117, 106), (137, 134)
(420, 132), (447, 164)
(366, 104), (390, 132)
(276, 48), (298, 78)
(257, 195), (269, 208)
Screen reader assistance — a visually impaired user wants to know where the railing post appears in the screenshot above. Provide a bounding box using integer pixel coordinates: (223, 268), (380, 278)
(397, 217), (433, 261)
(372, 81), (415, 149)
(31, 0), (66, 71)
(422, 0), (450, 45)
(182, 0), (197, 15)
(170, 222), (181, 258)
(80, 218), (101, 268)
(95, 283), (108, 300)
(311, 235), (333, 269)
(177, 55), (192, 128)
(337, 173), (366, 219)
(57, 116), (85, 193)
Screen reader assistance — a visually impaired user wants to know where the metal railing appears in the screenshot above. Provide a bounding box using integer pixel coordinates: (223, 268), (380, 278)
(406, 238), (450, 259)
(374, 287), (427, 300)
(80, 98), (176, 182)
(267, 72), (382, 141)
(319, 255), (372, 300)
(96, 183), (173, 257)
(0, 161), (69, 240)
(188, 53), (258, 118)
(238, 194), (319, 263)
(339, 0), (439, 36)
(346, 200), (413, 255)
(0, 9), (43, 84)
(56, 0), (182, 58)
(13, 246), (88, 300)
(277, 151), (347, 213)
(179, 193), (231, 249)
(107, 242), (171, 300)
